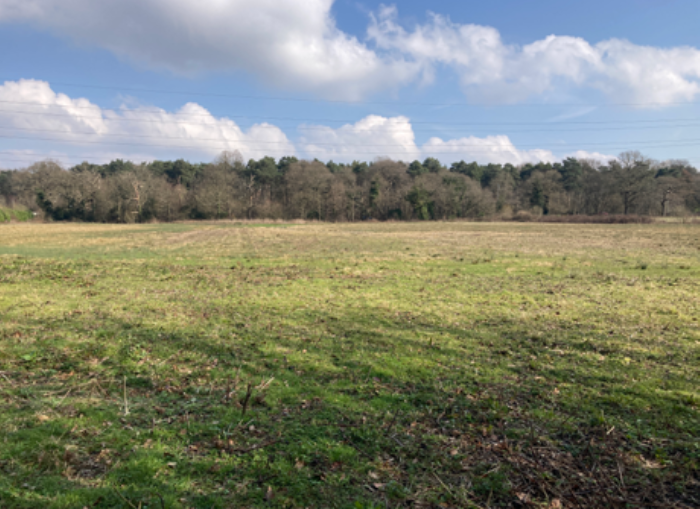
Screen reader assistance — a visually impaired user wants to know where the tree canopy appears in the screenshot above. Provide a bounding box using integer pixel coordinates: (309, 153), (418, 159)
(0, 152), (697, 222)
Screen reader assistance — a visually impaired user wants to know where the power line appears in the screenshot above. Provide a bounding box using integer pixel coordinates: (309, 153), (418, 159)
(11, 79), (700, 108)
(0, 107), (417, 131)
(3, 124), (700, 150)
(4, 108), (700, 136)
(1, 132), (699, 157)
(1, 98), (700, 126)
(4, 121), (700, 146)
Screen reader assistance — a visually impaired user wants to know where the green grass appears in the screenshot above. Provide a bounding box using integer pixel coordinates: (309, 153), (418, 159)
(0, 207), (33, 223)
(0, 222), (698, 508)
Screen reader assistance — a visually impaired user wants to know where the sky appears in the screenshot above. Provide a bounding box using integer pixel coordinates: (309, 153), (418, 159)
(1, 0), (700, 169)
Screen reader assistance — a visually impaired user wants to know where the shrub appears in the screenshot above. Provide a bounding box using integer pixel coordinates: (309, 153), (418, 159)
(508, 213), (654, 224)
(512, 210), (535, 222)
(537, 214), (653, 224)
(0, 207), (34, 222)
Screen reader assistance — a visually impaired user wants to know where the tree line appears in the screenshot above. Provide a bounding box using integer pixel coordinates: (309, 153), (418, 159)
(0, 151), (698, 222)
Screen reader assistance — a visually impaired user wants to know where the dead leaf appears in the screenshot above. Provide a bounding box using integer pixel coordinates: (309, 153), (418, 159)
(641, 458), (665, 469)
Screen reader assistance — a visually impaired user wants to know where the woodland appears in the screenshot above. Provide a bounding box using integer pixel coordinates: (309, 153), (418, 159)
(0, 150), (698, 222)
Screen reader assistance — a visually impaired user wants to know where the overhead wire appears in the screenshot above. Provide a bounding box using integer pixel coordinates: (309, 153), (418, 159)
(1, 98), (700, 126)
(1, 133), (699, 156)
(2, 130), (700, 151)
(3, 122), (700, 144)
(1, 83), (700, 164)
(7, 79), (700, 108)
(3, 107), (700, 145)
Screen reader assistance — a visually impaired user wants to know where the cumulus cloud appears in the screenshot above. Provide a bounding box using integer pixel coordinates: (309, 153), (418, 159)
(0, 0), (419, 100)
(0, 79), (295, 164)
(422, 136), (556, 165)
(299, 115), (420, 161)
(298, 115), (560, 164)
(369, 7), (700, 106)
(565, 150), (617, 165)
(0, 81), (620, 168)
(3, 2), (700, 103)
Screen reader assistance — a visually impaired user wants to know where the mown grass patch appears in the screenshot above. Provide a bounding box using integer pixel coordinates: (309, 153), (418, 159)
(0, 222), (698, 508)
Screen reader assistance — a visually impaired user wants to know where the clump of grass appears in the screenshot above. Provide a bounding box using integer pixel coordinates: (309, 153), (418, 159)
(0, 206), (33, 222)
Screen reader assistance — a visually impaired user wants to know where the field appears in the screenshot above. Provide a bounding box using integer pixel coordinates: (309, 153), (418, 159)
(0, 222), (698, 508)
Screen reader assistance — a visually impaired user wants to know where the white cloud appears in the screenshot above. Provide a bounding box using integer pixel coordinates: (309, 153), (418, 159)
(0, 0), (419, 101)
(593, 39), (700, 104)
(422, 136), (556, 165)
(3, 2), (700, 104)
(0, 79), (295, 165)
(0, 84), (615, 168)
(565, 150), (617, 165)
(299, 115), (558, 165)
(299, 115), (420, 161)
(369, 8), (700, 106)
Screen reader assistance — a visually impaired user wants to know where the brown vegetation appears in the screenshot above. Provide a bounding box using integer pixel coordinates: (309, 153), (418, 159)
(511, 211), (654, 224)
(0, 150), (698, 223)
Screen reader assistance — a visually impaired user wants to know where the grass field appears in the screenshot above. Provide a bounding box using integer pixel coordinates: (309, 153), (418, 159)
(0, 222), (698, 508)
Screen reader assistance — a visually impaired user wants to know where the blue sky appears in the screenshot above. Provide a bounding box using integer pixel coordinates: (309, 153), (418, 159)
(1, 0), (700, 168)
